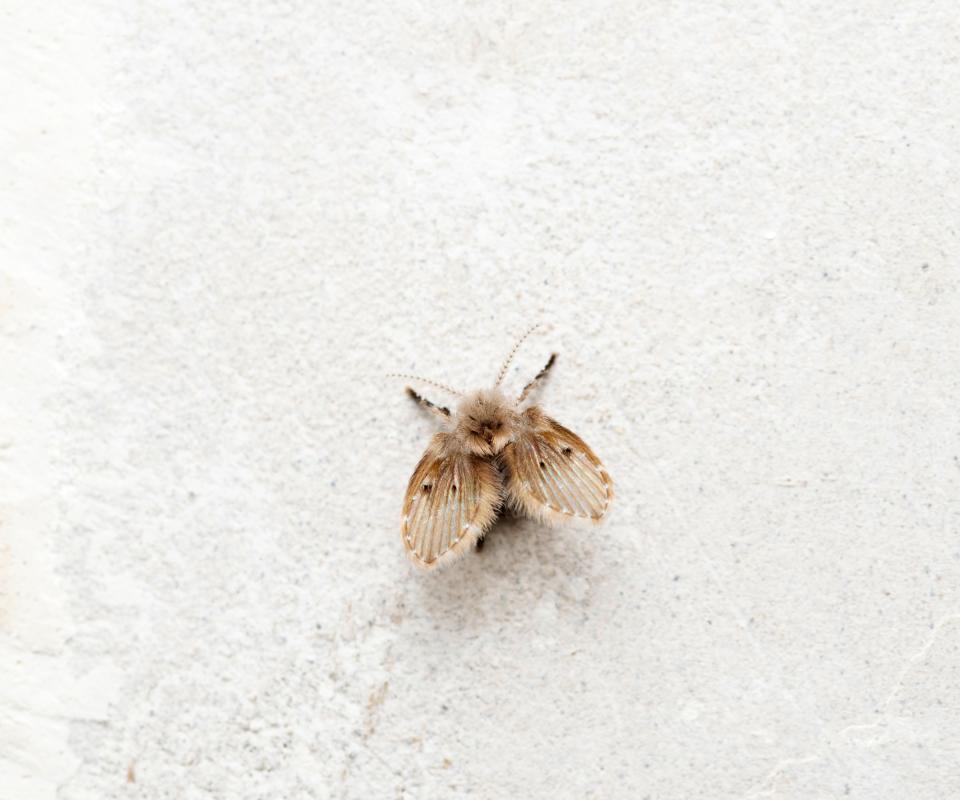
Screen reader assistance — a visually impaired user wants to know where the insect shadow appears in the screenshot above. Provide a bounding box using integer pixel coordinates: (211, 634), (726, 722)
(403, 508), (602, 632)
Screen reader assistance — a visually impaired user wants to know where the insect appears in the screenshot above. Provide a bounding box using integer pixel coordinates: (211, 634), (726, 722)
(395, 328), (613, 569)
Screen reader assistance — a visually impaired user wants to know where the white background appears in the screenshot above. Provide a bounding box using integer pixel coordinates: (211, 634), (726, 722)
(3, 2), (959, 798)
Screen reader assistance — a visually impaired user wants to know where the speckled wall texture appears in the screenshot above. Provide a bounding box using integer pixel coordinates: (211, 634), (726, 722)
(3, 2), (959, 798)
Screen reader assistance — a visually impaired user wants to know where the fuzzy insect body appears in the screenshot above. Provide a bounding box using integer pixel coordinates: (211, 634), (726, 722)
(398, 335), (613, 570)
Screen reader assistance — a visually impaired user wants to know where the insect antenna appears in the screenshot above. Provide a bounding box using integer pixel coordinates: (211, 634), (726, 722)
(495, 323), (542, 386)
(386, 373), (463, 396)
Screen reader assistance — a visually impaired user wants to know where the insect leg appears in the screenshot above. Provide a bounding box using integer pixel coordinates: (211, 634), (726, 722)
(517, 353), (557, 403)
(406, 387), (451, 419)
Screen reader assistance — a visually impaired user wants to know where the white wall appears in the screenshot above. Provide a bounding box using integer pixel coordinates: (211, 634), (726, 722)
(3, 2), (959, 798)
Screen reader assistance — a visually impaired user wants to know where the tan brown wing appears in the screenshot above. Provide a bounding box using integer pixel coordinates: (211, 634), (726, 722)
(402, 432), (502, 569)
(502, 407), (613, 524)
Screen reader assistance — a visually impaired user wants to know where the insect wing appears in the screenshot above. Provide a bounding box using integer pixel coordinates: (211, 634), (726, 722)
(402, 433), (501, 569)
(502, 408), (613, 524)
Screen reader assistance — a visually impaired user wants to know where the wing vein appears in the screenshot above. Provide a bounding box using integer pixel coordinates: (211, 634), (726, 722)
(550, 459), (591, 516)
(562, 448), (605, 494)
(410, 492), (429, 554)
(561, 456), (605, 516)
(533, 441), (569, 513)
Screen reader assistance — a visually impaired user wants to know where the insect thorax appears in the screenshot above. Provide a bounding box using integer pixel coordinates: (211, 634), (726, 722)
(455, 388), (514, 455)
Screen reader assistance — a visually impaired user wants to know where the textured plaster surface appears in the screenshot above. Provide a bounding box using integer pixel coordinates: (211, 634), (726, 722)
(2, 2), (960, 798)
